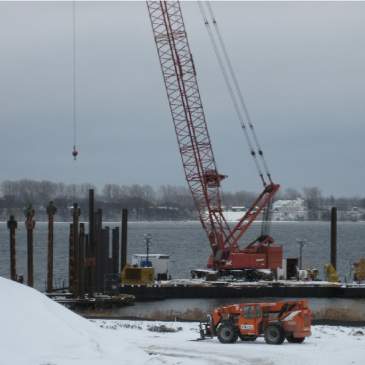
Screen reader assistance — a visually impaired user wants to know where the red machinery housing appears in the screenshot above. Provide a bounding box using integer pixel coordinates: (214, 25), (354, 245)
(208, 237), (283, 271)
(147, 1), (282, 273)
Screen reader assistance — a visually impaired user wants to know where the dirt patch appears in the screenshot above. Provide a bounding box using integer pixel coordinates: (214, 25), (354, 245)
(313, 307), (365, 322)
(142, 307), (206, 321)
(147, 324), (183, 333)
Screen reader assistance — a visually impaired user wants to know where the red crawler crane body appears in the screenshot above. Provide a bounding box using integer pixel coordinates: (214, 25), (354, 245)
(147, 1), (282, 272)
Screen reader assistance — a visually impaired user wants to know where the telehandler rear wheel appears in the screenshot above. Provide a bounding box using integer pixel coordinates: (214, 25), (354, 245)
(217, 323), (238, 344)
(264, 325), (285, 345)
(286, 334), (305, 343)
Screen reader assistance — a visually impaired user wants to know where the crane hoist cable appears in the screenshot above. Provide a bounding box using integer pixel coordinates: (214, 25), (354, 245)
(197, 2), (266, 187)
(207, 1), (275, 236)
(198, 1), (275, 236)
(205, 2), (272, 184)
(199, 1), (273, 185)
(72, 0), (78, 161)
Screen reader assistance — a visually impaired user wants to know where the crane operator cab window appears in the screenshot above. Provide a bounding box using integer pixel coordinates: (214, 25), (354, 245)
(243, 305), (261, 319)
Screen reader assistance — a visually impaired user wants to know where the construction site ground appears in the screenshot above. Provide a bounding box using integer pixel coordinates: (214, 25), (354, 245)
(2, 276), (364, 365)
(96, 319), (364, 365)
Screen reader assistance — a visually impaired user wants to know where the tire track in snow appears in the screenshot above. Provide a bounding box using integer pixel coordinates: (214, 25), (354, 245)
(143, 345), (274, 365)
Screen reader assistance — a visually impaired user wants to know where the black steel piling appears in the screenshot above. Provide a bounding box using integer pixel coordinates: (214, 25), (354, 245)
(69, 223), (75, 292)
(7, 215), (18, 281)
(78, 223), (85, 298)
(112, 227), (120, 274)
(89, 189), (95, 251)
(101, 226), (110, 292)
(84, 234), (93, 296)
(95, 208), (103, 292)
(46, 201), (57, 292)
(88, 189), (96, 296)
(72, 203), (80, 296)
(330, 207), (337, 270)
(121, 208), (128, 271)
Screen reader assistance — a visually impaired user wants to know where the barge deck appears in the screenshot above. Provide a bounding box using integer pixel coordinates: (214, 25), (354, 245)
(120, 280), (365, 300)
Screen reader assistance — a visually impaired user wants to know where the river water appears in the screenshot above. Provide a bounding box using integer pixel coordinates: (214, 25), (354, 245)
(0, 221), (365, 290)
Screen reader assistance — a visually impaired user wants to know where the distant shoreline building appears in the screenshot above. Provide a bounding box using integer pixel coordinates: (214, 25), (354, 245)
(272, 198), (308, 221)
(222, 206), (247, 222)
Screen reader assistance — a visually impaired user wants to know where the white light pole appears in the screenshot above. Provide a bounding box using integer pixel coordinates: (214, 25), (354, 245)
(296, 239), (308, 270)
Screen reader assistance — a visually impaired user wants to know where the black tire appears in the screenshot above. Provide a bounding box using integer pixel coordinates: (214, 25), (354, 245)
(264, 325), (285, 345)
(286, 334), (305, 343)
(239, 334), (257, 342)
(217, 323), (238, 344)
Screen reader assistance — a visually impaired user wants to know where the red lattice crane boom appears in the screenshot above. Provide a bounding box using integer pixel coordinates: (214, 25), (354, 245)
(147, 1), (282, 272)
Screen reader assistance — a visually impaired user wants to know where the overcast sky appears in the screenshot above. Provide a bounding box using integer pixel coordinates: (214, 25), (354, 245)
(0, 1), (364, 196)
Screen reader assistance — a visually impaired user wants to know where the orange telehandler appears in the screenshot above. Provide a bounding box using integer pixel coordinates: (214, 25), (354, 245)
(199, 300), (311, 344)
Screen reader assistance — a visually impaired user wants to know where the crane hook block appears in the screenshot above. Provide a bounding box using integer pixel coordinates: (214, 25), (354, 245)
(72, 146), (78, 160)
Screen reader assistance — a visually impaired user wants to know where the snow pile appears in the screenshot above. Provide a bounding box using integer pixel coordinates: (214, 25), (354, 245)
(0, 277), (148, 365)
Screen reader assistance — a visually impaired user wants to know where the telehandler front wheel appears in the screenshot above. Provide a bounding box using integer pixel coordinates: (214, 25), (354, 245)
(264, 325), (285, 345)
(217, 323), (238, 344)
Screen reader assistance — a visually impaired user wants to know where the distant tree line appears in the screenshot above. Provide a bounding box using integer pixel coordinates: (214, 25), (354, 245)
(0, 179), (364, 221)
(0, 180), (195, 221)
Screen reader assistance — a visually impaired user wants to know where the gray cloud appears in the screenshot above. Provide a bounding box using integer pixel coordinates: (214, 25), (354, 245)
(0, 1), (364, 196)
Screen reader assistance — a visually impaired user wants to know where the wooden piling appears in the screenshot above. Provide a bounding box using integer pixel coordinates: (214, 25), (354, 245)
(24, 205), (35, 287)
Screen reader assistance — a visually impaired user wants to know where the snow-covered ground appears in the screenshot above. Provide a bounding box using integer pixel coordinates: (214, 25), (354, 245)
(1, 277), (365, 365)
(95, 320), (365, 365)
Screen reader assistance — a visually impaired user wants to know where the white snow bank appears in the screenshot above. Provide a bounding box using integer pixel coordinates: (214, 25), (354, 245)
(0, 277), (148, 365)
